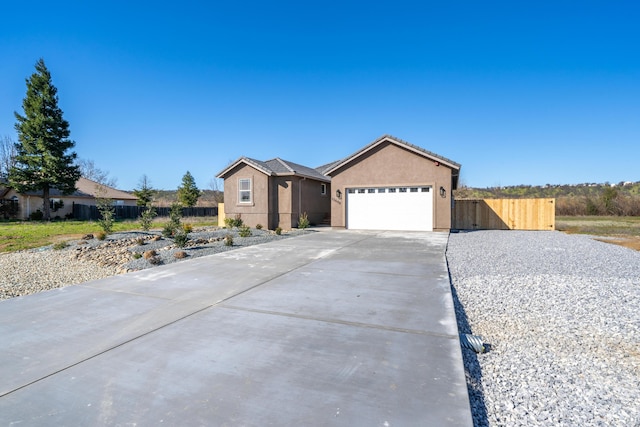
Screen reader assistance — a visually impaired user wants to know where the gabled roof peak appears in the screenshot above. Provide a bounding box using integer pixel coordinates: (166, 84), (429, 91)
(324, 134), (461, 176)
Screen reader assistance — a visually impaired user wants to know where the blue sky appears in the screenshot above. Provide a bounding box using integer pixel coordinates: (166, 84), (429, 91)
(1, 1), (639, 190)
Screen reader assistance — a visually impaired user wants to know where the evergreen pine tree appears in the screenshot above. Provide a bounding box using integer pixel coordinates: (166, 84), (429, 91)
(133, 174), (156, 207)
(9, 58), (80, 220)
(177, 171), (201, 207)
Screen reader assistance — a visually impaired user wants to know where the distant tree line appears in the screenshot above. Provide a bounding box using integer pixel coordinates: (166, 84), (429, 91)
(454, 183), (640, 216)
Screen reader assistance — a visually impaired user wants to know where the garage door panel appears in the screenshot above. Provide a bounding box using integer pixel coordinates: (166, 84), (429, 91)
(347, 187), (433, 231)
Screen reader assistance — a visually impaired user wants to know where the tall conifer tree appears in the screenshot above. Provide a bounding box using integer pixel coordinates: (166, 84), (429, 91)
(177, 171), (201, 207)
(9, 58), (80, 220)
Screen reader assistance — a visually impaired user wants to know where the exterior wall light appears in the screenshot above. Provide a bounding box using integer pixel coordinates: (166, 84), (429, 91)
(439, 186), (446, 198)
(336, 189), (342, 199)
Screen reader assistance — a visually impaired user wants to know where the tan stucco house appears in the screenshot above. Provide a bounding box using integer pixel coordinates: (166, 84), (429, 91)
(0, 177), (138, 220)
(216, 157), (331, 230)
(217, 135), (461, 231)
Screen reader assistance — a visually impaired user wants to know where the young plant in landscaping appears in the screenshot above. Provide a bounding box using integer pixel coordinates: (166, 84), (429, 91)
(139, 206), (157, 231)
(173, 231), (189, 248)
(238, 225), (252, 237)
(298, 212), (310, 229)
(95, 185), (115, 233)
(224, 234), (233, 246)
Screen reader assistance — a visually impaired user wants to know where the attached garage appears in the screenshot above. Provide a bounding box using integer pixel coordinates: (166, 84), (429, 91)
(324, 135), (460, 232)
(346, 186), (433, 231)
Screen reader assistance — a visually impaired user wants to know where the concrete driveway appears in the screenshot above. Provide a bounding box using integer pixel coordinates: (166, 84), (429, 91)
(0, 230), (472, 426)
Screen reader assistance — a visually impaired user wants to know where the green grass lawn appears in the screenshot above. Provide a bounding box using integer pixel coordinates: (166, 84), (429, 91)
(556, 216), (640, 236)
(556, 216), (640, 251)
(0, 217), (218, 253)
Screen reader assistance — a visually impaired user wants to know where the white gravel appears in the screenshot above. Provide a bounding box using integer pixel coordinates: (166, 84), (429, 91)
(446, 230), (640, 427)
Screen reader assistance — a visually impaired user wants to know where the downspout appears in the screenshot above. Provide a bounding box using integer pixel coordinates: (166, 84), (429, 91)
(298, 177), (306, 226)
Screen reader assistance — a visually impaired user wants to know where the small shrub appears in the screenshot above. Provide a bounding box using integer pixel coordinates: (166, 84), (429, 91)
(173, 232), (189, 248)
(143, 250), (157, 259)
(96, 196), (115, 233)
(139, 206), (157, 231)
(183, 223), (193, 233)
(148, 256), (162, 265)
(224, 234), (233, 246)
(298, 212), (310, 229)
(174, 251), (188, 259)
(135, 237), (146, 246)
(275, 227), (282, 235)
(30, 210), (44, 221)
(238, 225), (252, 237)
(81, 234), (94, 240)
(53, 241), (68, 250)
(133, 253), (143, 259)
(224, 214), (243, 228)
(96, 231), (107, 241)
(162, 223), (176, 238)
(256, 223), (263, 230)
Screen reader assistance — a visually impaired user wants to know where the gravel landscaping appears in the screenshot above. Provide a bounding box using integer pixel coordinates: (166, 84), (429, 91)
(447, 230), (640, 427)
(0, 226), (308, 300)
(3, 226), (638, 426)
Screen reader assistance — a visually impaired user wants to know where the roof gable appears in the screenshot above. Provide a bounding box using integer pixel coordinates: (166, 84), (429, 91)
(217, 157), (330, 182)
(324, 134), (461, 176)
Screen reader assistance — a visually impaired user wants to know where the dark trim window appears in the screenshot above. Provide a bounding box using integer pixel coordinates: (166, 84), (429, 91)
(239, 178), (252, 203)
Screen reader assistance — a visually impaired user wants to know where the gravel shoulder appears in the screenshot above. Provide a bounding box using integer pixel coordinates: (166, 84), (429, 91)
(447, 230), (640, 427)
(0, 226), (308, 300)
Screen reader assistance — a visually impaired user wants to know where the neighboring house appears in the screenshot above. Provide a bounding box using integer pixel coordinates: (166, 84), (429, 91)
(218, 135), (461, 231)
(216, 157), (331, 230)
(0, 177), (138, 220)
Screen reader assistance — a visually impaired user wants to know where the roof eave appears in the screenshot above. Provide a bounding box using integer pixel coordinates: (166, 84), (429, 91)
(325, 135), (460, 175)
(216, 157), (273, 178)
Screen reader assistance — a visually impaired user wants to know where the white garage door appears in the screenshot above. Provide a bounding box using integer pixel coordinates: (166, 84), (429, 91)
(346, 186), (433, 231)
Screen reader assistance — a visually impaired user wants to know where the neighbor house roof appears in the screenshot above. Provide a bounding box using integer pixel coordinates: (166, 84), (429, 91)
(22, 177), (137, 200)
(217, 157), (331, 183)
(323, 134), (461, 176)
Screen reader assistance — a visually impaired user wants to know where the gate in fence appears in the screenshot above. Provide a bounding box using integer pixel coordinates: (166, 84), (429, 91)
(453, 198), (555, 231)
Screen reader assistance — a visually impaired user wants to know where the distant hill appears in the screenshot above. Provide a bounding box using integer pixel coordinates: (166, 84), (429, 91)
(454, 182), (640, 216)
(152, 190), (223, 207)
(454, 182), (640, 199)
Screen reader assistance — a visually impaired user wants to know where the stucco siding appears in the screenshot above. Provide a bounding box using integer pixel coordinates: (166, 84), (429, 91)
(223, 164), (270, 228)
(330, 141), (455, 230)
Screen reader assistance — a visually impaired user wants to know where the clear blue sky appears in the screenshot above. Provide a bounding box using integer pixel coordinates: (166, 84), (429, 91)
(1, 1), (639, 190)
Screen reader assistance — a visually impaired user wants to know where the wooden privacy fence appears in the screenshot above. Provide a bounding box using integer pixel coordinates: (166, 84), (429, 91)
(73, 204), (218, 221)
(453, 198), (555, 231)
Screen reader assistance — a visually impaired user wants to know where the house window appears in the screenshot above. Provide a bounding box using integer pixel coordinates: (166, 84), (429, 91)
(377, 188), (386, 193)
(388, 188), (396, 193)
(410, 187), (418, 193)
(321, 183), (327, 195)
(421, 187), (430, 192)
(399, 187), (407, 193)
(239, 178), (252, 203)
(367, 188), (375, 193)
(357, 189), (365, 194)
(347, 188), (355, 194)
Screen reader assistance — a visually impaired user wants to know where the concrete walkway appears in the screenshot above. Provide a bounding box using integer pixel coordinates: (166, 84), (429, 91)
(0, 230), (472, 426)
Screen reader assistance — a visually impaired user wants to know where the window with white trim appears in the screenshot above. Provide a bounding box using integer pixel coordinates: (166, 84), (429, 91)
(239, 178), (252, 203)
(321, 183), (327, 195)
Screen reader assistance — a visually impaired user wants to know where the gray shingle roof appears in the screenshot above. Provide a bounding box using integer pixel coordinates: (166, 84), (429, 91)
(323, 134), (461, 175)
(217, 157), (330, 182)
